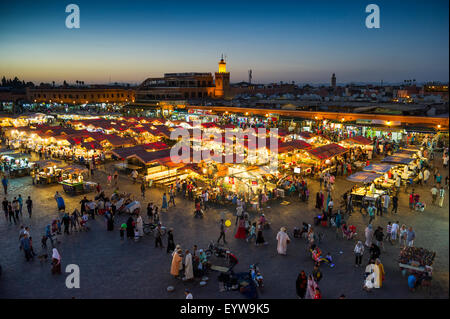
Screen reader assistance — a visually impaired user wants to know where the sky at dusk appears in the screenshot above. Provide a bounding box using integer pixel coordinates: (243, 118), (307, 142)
(0, 0), (448, 85)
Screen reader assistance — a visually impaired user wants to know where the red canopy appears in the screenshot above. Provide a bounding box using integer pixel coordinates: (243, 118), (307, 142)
(307, 143), (348, 161)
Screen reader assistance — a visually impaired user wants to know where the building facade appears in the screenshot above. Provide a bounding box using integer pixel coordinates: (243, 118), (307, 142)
(135, 57), (231, 104)
(26, 86), (135, 104)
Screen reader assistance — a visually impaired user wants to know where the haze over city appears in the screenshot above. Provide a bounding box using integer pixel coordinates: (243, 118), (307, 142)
(0, 0), (448, 84)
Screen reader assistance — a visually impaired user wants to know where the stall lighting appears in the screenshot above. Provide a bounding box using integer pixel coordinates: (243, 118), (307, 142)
(437, 124), (441, 129)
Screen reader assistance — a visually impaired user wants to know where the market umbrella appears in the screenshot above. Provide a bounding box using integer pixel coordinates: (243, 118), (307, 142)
(347, 171), (382, 184)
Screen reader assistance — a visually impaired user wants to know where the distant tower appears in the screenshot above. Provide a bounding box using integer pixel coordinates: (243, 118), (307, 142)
(331, 73), (336, 89)
(248, 69), (252, 84)
(215, 54), (230, 98)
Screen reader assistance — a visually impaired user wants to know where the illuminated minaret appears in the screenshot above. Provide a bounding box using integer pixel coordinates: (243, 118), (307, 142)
(215, 54), (230, 98)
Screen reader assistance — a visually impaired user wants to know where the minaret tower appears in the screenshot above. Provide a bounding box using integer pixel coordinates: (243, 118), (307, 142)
(215, 54), (230, 98)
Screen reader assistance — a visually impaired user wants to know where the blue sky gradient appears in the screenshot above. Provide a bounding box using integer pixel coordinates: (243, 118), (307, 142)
(0, 0), (448, 84)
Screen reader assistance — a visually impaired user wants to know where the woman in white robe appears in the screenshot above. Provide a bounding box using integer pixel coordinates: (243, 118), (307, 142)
(136, 215), (144, 237)
(276, 227), (290, 255)
(184, 250), (194, 280)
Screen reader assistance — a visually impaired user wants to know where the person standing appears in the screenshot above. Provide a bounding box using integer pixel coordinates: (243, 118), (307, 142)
(2, 175), (8, 195)
(169, 188), (176, 207)
(217, 219), (227, 245)
(374, 226), (385, 251)
(255, 222), (267, 246)
(184, 249), (194, 281)
(140, 181), (146, 199)
(130, 169), (138, 184)
(154, 224), (164, 248)
(365, 224), (374, 247)
(126, 216), (134, 239)
(391, 194), (398, 214)
(26, 196), (32, 218)
(295, 270), (308, 299)
(354, 241), (364, 267)
(276, 227), (290, 255)
(170, 248), (183, 279)
(62, 213), (70, 235)
(382, 194), (390, 215)
(161, 193), (168, 212)
(391, 221), (399, 243)
(20, 234), (33, 261)
(406, 227), (415, 247)
(135, 214), (144, 237)
(386, 222), (393, 244)
(167, 228), (175, 254)
(12, 197), (20, 222)
(2, 197), (8, 221)
(51, 248), (62, 275)
(305, 275), (318, 299)
(113, 171), (119, 186)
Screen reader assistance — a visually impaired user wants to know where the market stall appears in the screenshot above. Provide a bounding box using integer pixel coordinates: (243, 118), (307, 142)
(59, 165), (96, 195)
(399, 246), (435, 288)
(1, 152), (32, 177)
(31, 159), (63, 184)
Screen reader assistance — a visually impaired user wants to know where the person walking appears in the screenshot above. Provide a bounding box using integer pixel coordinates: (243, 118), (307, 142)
(276, 227), (290, 255)
(368, 203), (375, 224)
(217, 219), (227, 245)
(391, 221), (399, 243)
(439, 185), (445, 208)
(431, 185), (438, 205)
(354, 241), (364, 267)
(18, 194), (23, 218)
(26, 196), (32, 218)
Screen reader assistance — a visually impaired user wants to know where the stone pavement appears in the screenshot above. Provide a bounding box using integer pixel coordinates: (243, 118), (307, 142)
(0, 155), (448, 299)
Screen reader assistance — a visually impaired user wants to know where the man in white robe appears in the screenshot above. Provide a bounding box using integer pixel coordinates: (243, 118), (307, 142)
(184, 250), (194, 280)
(136, 215), (144, 237)
(276, 227), (290, 255)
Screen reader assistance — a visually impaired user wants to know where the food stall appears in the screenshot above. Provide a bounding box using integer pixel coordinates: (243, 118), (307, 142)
(347, 171), (386, 207)
(59, 165), (97, 195)
(31, 160), (63, 185)
(1, 152), (32, 177)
